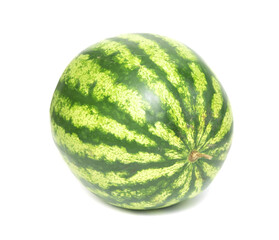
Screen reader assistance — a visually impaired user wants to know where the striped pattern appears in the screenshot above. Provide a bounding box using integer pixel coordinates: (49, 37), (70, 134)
(50, 33), (233, 210)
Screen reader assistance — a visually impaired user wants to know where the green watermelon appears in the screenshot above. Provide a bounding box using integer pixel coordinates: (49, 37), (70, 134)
(50, 33), (233, 210)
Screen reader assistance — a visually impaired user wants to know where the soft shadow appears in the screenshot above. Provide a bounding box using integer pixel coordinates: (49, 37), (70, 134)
(159, 190), (208, 213)
(122, 189), (209, 215)
(84, 187), (209, 215)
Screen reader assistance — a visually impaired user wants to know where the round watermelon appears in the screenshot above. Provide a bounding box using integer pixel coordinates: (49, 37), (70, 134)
(50, 33), (233, 210)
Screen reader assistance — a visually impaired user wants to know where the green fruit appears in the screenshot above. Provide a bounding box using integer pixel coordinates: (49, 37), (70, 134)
(50, 33), (233, 210)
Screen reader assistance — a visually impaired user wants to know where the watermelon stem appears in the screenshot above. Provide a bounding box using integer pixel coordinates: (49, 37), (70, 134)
(188, 150), (212, 163)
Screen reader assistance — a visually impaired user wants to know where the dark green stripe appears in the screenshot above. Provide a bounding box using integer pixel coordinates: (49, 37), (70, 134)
(138, 33), (197, 114)
(58, 145), (185, 178)
(153, 163), (193, 207)
(104, 164), (187, 203)
(132, 34), (223, 149)
(194, 65), (217, 146)
(105, 37), (192, 148)
(82, 43), (189, 149)
(75, 162), (187, 208)
(195, 162), (215, 190)
(54, 81), (183, 153)
(81, 48), (167, 126)
(51, 108), (183, 163)
(205, 98), (229, 144)
(199, 100), (231, 151)
(142, 34), (232, 151)
(181, 166), (197, 199)
(78, 177), (121, 206)
(205, 124), (233, 152)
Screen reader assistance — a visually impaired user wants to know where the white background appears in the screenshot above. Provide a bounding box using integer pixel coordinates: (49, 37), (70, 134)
(1, 0), (279, 239)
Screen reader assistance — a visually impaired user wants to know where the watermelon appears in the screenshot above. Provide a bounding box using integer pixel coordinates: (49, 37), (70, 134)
(50, 33), (233, 210)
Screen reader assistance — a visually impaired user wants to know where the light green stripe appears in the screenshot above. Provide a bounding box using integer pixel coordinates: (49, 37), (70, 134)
(211, 76), (223, 118)
(60, 54), (149, 125)
(95, 39), (194, 148)
(128, 161), (185, 183)
(112, 194), (170, 209)
(207, 136), (233, 160)
(114, 188), (173, 209)
(189, 62), (208, 145)
(112, 186), (175, 209)
(120, 34), (195, 147)
(149, 189), (172, 206)
(86, 186), (110, 199)
(161, 198), (180, 208)
(52, 92), (156, 147)
(164, 149), (184, 159)
(111, 185), (157, 201)
(204, 104), (233, 148)
(92, 40), (141, 70)
(197, 122), (212, 149)
(173, 163), (191, 188)
(51, 120), (163, 164)
(64, 154), (185, 189)
(158, 35), (197, 62)
(138, 68), (195, 148)
(199, 161), (219, 179)
(189, 166), (203, 198)
(218, 148), (231, 161)
(119, 34), (193, 114)
(148, 121), (185, 149)
(176, 164), (193, 197)
(63, 155), (126, 189)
